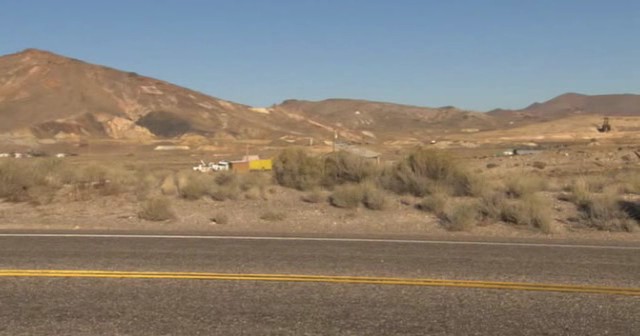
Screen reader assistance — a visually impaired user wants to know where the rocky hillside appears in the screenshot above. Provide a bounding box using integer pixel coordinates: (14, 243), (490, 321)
(272, 99), (500, 141)
(0, 49), (296, 141)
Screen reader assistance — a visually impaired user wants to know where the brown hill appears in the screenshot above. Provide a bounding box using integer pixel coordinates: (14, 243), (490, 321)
(272, 98), (500, 142)
(488, 93), (640, 121)
(0, 49), (296, 141)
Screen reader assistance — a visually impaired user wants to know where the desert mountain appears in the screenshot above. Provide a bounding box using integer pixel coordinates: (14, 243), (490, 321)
(3, 49), (638, 147)
(0, 48), (504, 145)
(488, 93), (640, 121)
(271, 99), (500, 141)
(0, 49), (298, 142)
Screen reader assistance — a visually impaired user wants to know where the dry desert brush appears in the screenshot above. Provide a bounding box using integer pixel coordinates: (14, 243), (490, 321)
(381, 148), (474, 197)
(273, 148), (323, 191)
(138, 197), (175, 222)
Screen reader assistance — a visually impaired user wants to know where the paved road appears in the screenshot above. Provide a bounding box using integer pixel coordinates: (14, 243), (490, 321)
(0, 233), (638, 335)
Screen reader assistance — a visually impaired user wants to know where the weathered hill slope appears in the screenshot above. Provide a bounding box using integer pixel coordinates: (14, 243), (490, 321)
(0, 49), (297, 141)
(272, 99), (500, 141)
(488, 93), (640, 121)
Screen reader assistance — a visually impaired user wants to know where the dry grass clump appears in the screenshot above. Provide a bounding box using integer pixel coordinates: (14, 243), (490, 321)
(175, 170), (248, 201)
(381, 148), (474, 197)
(614, 171), (640, 194)
(238, 172), (271, 200)
(177, 171), (215, 200)
(329, 183), (388, 210)
(575, 190), (636, 232)
(0, 160), (42, 202)
(209, 183), (241, 201)
(137, 197), (175, 221)
(416, 193), (448, 216)
(478, 191), (507, 221)
(561, 177), (637, 232)
(273, 148), (322, 191)
(160, 175), (178, 196)
(499, 194), (553, 233)
(322, 151), (378, 187)
(442, 200), (479, 232)
(301, 188), (326, 203)
(260, 211), (287, 221)
(362, 184), (388, 210)
(504, 174), (546, 199)
(13, 159), (79, 202)
(329, 184), (365, 209)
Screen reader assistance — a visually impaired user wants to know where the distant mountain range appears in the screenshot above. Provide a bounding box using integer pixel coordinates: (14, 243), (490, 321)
(0, 48), (638, 144)
(488, 93), (640, 121)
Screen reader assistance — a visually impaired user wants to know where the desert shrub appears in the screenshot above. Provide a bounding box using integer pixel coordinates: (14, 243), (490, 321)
(134, 172), (160, 201)
(500, 194), (553, 233)
(210, 183), (241, 201)
(160, 174), (178, 196)
(381, 148), (473, 197)
(301, 188), (326, 203)
(504, 174), (546, 198)
(442, 201), (479, 232)
(0, 159), (71, 203)
(362, 184), (388, 210)
(243, 187), (263, 200)
(478, 191), (507, 221)
(178, 172), (215, 200)
(138, 197), (175, 221)
(486, 163), (499, 169)
(532, 161), (547, 169)
(215, 171), (238, 187)
(273, 148), (322, 191)
(260, 211), (286, 221)
(416, 193), (448, 216)
(577, 190), (636, 232)
(238, 172), (270, 191)
(329, 184), (365, 209)
(328, 183), (388, 210)
(73, 164), (135, 197)
(563, 178), (591, 205)
(615, 171), (640, 194)
(0, 160), (38, 202)
(322, 151), (378, 187)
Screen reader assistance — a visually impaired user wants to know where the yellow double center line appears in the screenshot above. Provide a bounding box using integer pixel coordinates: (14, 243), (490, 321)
(1, 269), (638, 296)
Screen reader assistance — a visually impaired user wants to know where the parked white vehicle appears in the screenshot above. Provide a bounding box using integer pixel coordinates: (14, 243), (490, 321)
(193, 160), (230, 172)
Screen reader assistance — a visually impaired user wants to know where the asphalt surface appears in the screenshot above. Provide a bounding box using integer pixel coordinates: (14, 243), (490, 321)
(0, 233), (638, 335)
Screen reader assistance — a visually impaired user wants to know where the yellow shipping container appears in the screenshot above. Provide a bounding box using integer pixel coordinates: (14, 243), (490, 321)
(248, 159), (272, 171)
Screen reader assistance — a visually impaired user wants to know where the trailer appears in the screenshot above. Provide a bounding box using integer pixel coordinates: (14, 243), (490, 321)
(248, 159), (272, 171)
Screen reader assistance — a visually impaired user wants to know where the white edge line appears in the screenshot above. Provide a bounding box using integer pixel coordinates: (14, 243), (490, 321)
(0, 233), (638, 250)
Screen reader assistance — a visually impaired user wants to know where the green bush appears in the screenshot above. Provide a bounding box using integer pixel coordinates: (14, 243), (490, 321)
(273, 148), (322, 191)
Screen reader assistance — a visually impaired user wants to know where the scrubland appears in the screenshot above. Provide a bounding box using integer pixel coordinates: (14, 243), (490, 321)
(0, 145), (639, 238)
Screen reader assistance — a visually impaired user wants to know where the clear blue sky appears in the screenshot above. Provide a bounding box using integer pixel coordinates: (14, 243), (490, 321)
(1, 0), (638, 111)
